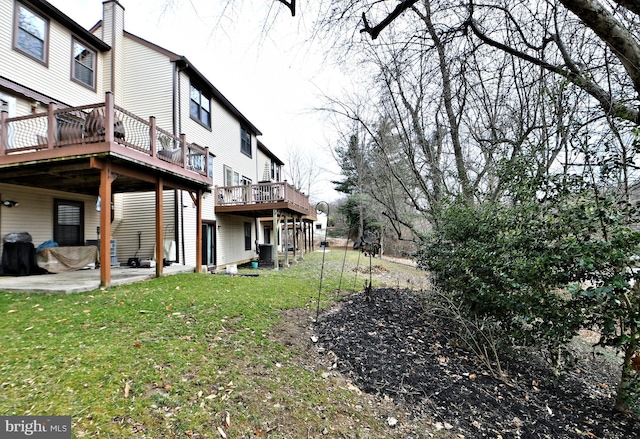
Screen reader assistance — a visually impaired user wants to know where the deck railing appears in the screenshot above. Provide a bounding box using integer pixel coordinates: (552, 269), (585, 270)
(0, 92), (210, 178)
(215, 181), (311, 213)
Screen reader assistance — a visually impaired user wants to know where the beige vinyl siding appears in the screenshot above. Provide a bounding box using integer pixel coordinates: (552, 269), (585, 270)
(0, 91), (20, 116)
(257, 148), (276, 183)
(179, 190), (198, 266)
(0, 183), (99, 249)
(112, 4), (124, 103)
(121, 37), (175, 130)
(179, 73), (219, 148)
(115, 35), (180, 264)
(98, 1), (125, 100)
(99, 3), (112, 95)
(15, 98), (32, 116)
(112, 191), (178, 265)
(210, 102), (257, 187)
(177, 72), (256, 188)
(5, 92), (68, 118)
(202, 191), (215, 222)
(173, 190), (218, 267)
(0, 2), (102, 107)
(175, 71), (262, 267)
(155, 190), (215, 267)
(215, 214), (257, 267)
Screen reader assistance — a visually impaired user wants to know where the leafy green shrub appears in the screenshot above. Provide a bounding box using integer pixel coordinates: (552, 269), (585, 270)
(417, 179), (640, 412)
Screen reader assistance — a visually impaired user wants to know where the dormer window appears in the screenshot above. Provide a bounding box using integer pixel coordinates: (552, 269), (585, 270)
(71, 38), (96, 89)
(14, 2), (49, 65)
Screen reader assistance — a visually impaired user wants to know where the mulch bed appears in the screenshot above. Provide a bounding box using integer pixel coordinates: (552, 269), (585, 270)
(314, 288), (640, 438)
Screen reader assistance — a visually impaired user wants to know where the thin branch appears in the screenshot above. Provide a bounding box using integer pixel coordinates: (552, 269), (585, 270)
(465, 12), (639, 124)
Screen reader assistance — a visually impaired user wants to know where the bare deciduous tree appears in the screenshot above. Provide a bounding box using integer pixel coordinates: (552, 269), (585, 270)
(283, 145), (324, 201)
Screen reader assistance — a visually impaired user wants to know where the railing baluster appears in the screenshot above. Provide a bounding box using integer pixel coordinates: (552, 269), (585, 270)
(150, 116), (157, 158)
(0, 111), (7, 154)
(47, 102), (56, 149)
(204, 146), (209, 177)
(180, 134), (187, 169)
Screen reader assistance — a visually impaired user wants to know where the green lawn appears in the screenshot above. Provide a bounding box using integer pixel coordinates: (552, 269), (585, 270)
(0, 250), (426, 438)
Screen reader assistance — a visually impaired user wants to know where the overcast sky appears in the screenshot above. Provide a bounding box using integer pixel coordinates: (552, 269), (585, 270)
(47, 0), (343, 202)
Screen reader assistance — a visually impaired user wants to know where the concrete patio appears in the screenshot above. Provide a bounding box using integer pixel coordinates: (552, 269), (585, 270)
(0, 265), (196, 294)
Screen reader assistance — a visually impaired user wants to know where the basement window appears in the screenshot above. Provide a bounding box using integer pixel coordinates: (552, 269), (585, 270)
(244, 222), (251, 251)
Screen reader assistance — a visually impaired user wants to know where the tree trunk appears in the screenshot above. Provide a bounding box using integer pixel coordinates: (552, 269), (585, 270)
(559, 0), (640, 108)
(417, 5), (473, 202)
(615, 343), (637, 413)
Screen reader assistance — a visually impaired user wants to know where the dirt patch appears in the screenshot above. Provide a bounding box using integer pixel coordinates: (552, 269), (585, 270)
(274, 287), (640, 438)
(273, 307), (407, 436)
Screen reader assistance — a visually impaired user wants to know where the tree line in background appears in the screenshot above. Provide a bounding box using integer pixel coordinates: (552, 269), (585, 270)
(180, 0), (640, 416)
(309, 0), (640, 415)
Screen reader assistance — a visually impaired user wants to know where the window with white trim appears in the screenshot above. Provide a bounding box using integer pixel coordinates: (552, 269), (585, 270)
(224, 165), (240, 186)
(0, 93), (17, 116)
(14, 2), (48, 64)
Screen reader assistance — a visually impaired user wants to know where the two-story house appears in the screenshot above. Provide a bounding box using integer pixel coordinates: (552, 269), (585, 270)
(0, 0), (313, 286)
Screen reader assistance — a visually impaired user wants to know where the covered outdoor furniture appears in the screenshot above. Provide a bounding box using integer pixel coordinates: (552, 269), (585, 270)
(37, 246), (98, 273)
(0, 242), (46, 276)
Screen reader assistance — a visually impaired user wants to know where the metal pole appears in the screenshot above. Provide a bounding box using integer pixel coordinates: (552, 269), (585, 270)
(315, 201), (329, 321)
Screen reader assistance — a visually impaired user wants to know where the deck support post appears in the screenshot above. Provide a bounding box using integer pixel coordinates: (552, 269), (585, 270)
(99, 163), (115, 288)
(155, 178), (164, 278)
(190, 190), (203, 271)
(272, 209), (279, 271)
(46, 102), (56, 149)
(283, 212), (289, 267)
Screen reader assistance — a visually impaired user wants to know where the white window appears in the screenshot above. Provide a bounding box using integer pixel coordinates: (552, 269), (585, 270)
(0, 93), (17, 117)
(224, 165), (240, 186)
